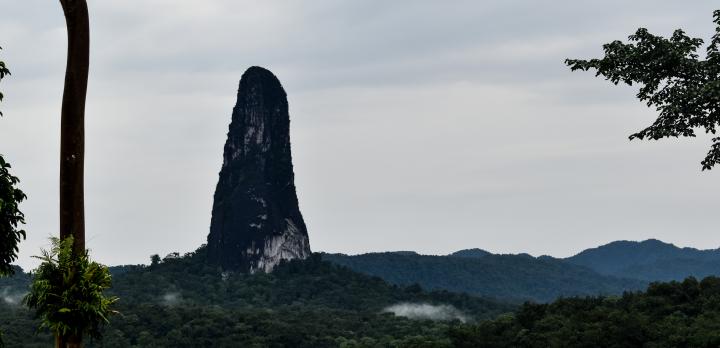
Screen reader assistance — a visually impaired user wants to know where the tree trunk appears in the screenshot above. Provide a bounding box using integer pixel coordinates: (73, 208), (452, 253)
(56, 334), (82, 348)
(58, 1), (89, 347)
(58, 0), (88, 254)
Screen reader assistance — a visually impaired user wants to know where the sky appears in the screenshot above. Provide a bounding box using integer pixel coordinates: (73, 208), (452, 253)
(1, 1), (719, 269)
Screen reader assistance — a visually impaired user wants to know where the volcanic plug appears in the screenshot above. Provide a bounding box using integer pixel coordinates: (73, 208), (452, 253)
(207, 66), (311, 272)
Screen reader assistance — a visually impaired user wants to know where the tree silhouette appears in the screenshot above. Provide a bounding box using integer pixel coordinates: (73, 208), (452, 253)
(0, 48), (26, 277)
(567, 10), (720, 170)
(0, 46), (27, 348)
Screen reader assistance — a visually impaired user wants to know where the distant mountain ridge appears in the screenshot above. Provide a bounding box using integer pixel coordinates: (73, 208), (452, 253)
(9, 239), (716, 305)
(323, 239), (720, 302)
(565, 239), (720, 281)
(322, 252), (645, 302)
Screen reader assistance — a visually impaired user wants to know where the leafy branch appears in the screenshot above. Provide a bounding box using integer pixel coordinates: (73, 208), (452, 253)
(567, 10), (720, 170)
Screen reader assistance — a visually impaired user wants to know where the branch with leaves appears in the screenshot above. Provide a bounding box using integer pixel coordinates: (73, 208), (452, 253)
(0, 47), (27, 278)
(0, 46), (9, 117)
(567, 10), (720, 170)
(0, 156), (26, 277)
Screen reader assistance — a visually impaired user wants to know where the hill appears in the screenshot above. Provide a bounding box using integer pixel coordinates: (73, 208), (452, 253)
(566, 239), (720, 281)
(0, 247), (513, 347)
(5, 239), (720, 346)
(322, 252), (646, 302)
(448, 249), (492, 258)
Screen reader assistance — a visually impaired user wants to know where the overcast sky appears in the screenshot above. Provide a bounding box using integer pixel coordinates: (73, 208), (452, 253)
(1, 1), (719, 269)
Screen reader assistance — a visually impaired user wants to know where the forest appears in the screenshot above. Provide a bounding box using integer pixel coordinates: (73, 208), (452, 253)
(451, 277), (720, 348)
(0, 249), (513, 347)
(4, 250), (720, 347)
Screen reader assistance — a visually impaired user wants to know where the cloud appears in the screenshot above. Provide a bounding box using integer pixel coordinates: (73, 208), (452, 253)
(1, 287), (26, 306)
(161, 292), (181, 306)
(383, 302), (470, 323)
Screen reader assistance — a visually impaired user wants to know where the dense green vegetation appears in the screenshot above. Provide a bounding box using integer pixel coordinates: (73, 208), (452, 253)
(323, 252), (646, 302)
(451, 277), (720, 347)
(5, 247), (720, 347)
(0, 247), (513, 347)
(0, 47), (27, 279)
(0, 303), (466, 348)
(107, 248), (510, 315)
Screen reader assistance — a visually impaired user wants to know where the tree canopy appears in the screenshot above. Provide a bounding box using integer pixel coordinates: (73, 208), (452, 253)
(5, 251), (720, 347)
(566, 10), (720, 170)
(0, 156), (25, 277)
(449, 277), (720, 348)
(0, 47), (27, 277)
(0, 250), (513, 347)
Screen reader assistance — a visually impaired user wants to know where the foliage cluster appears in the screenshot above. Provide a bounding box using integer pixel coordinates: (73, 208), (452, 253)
(22, 237), (117, 341)
(0, 46), (9, 112)
(0, 45), (24, 348)
(0, 156), (24, 277)
(566, 10), (720, 170)
(0, 47), (25, 278)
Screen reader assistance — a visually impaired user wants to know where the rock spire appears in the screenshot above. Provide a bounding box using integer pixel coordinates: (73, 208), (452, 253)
(207, 66), (311, 272)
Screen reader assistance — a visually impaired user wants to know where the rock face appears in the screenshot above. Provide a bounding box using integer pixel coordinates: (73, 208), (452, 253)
(207, 66), (311, 273)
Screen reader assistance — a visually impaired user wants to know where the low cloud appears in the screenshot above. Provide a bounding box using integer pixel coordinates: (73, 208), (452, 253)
(161, 292), (182, 306)
(383, 302), (470, 323)
(1, 287), (26, 306)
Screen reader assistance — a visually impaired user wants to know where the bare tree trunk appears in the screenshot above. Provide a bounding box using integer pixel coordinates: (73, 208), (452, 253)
(58, 0), (89, 347)
(58, 0), (88, 253)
